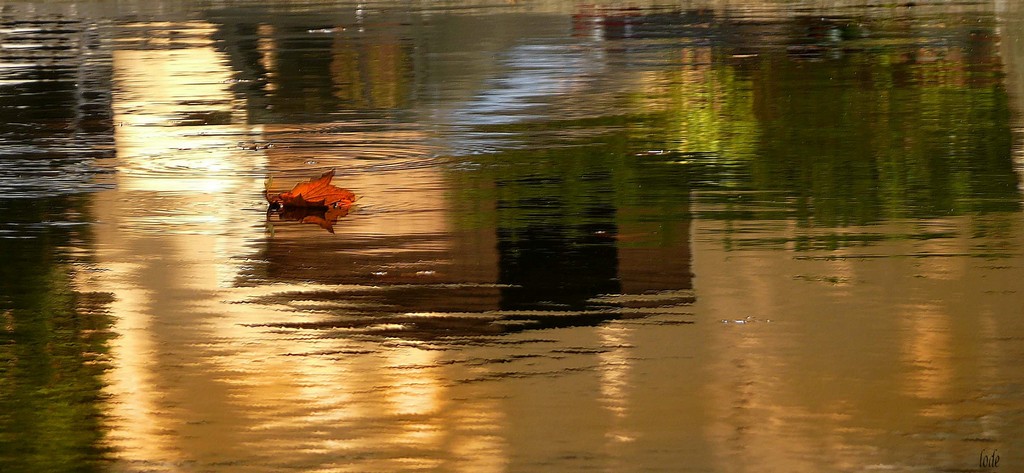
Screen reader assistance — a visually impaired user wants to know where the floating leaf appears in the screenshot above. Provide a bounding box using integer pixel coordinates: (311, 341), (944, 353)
(267, 169), (356, 209)
(266, 169), (357, 234)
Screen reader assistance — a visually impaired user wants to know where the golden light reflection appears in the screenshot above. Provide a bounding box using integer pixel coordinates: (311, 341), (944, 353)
(598, 324), (634, 421)
(95, 23), (272, 467)
(84, 18), (507, 472)
(257, 24), (277, 92)
(112, 49), (256, 193)
(386, 347), (443, 417)
(897, 233), (960, 413)
(96, 282), (172, 463)
(446, 395), (508, 473)
(597, 323), (637, 472)
(898, 301), (953, 407)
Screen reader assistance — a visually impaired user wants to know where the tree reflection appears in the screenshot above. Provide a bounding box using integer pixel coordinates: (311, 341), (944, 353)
(0, 199), (113, 473)
(598, 10), (1019, 227)
(746, 18), (1015, 225)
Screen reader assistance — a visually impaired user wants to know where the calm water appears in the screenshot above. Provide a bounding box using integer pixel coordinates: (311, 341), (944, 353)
(2, 1), (1024, 471)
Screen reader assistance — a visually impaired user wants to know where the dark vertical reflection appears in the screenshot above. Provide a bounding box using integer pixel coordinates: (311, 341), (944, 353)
(483, 129), (695, 314)
(0, 200), (112, 473)
(0, 17), (114, 196)
(496, 182), (620, 312)
(0, 13), (115, 472)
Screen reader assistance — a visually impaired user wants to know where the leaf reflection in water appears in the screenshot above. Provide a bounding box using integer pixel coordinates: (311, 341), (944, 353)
(269, 205), (351, 234)
(265, 169), (357, 233)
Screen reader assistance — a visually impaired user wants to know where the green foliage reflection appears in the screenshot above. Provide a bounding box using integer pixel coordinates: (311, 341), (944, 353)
(469, 18), (1021, 230)
(0, 199), (113, 473)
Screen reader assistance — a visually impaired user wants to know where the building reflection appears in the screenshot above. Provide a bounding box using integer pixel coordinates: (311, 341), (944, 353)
(68, 8), (686, 471)
(216, 8), (695, 333)
(79, 5), (704, 469)
(91, 20), (266, 466)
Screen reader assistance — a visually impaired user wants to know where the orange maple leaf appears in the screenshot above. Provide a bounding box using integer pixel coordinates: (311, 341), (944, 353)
(267, 169), (356, 209)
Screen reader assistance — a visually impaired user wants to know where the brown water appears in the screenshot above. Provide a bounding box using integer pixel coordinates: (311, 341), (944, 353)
(2, 1), (1024, 472)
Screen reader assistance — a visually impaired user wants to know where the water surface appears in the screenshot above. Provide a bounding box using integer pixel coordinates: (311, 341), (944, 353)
(2, 1), (1024, 472)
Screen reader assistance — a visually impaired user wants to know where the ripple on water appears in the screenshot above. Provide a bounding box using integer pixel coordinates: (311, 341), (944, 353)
(0, 17), (116, 200)
(233, 282), (695, 343)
